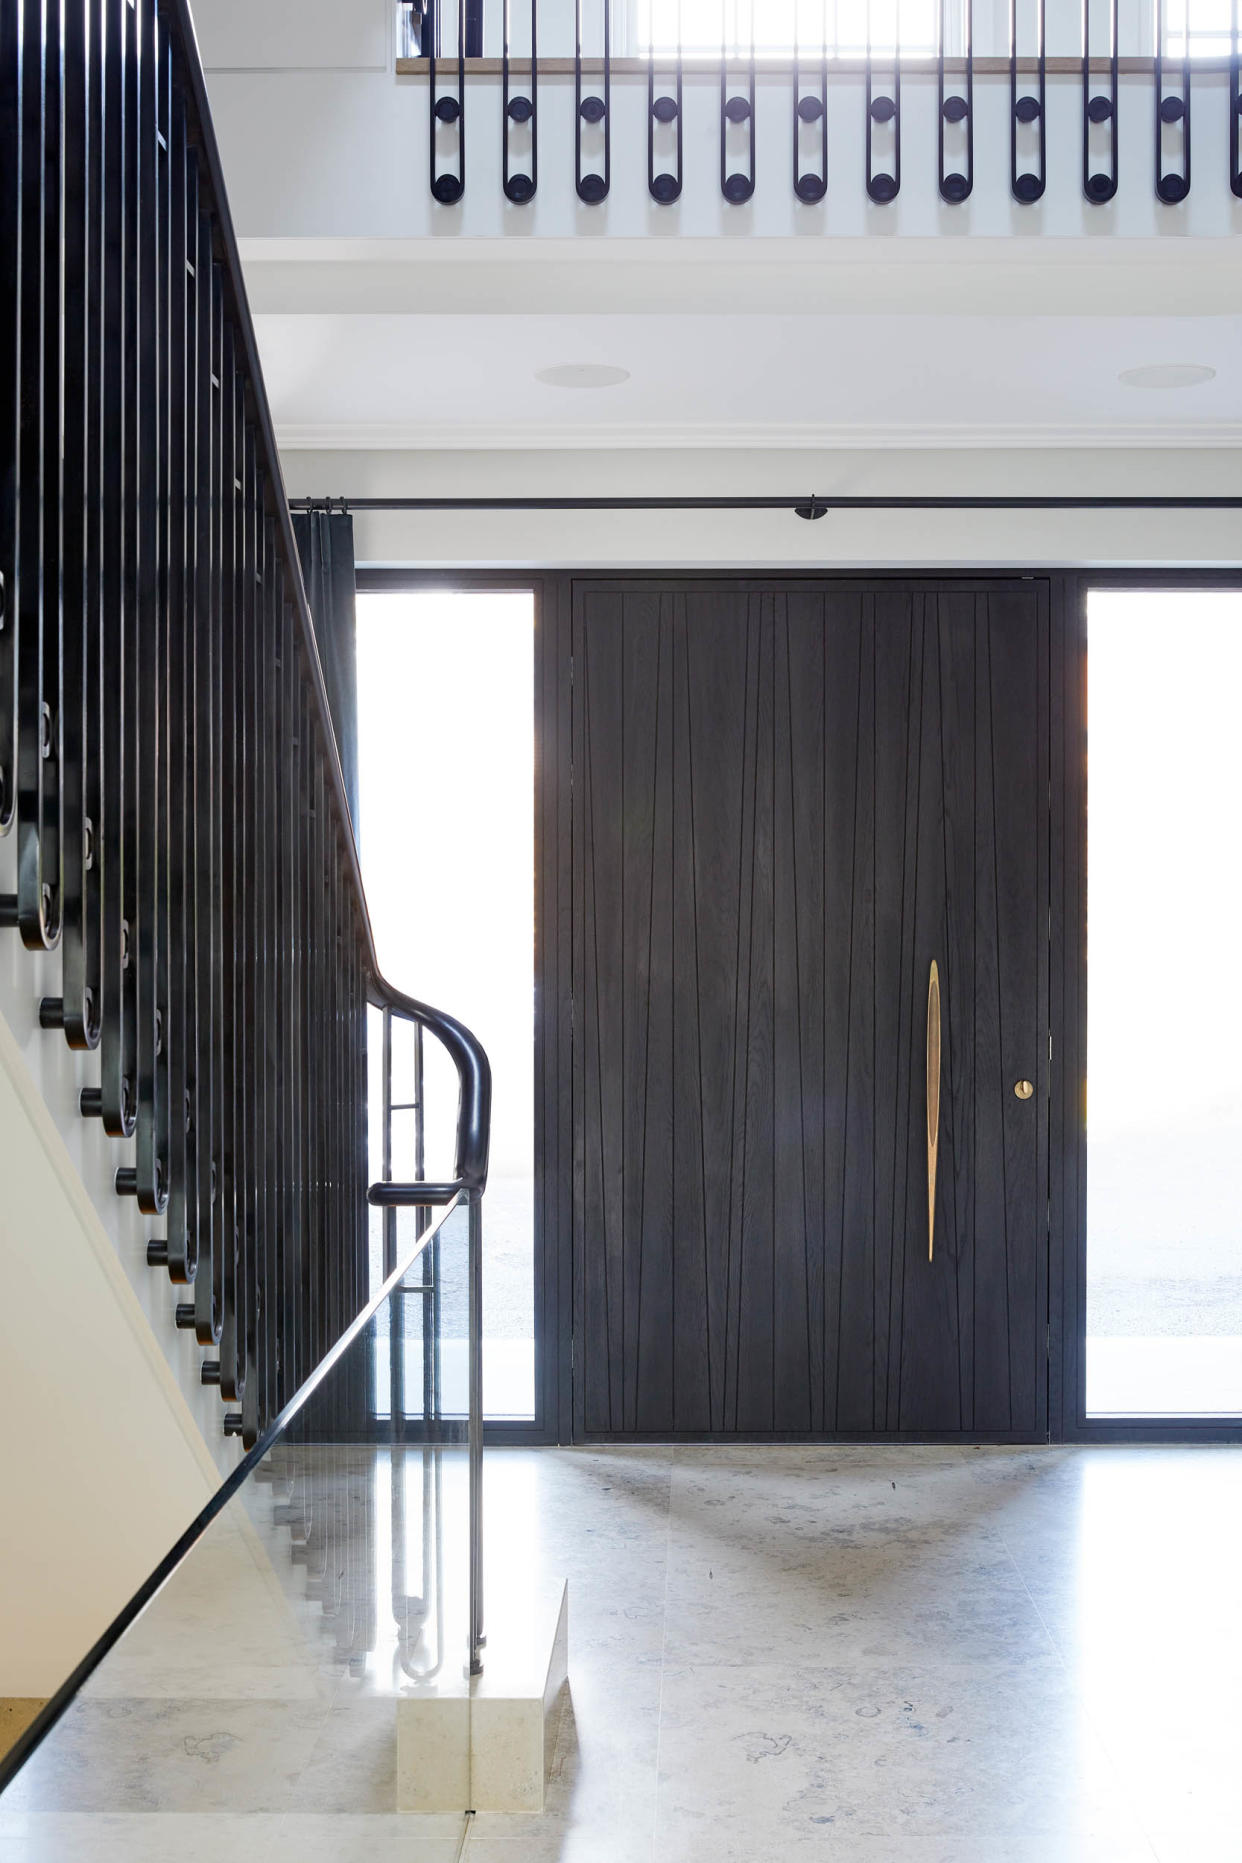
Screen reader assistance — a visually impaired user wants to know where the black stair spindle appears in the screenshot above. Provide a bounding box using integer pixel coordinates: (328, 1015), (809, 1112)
(793, 0), (828, 204)
(1010, 0), (1047, 203)
(720, 0), (756, 203)
(429, 0), (466, 203)
(0, 0), (17, 845)
(1082, 0), (1118, 203)
(575, 0), (610, 203)
(79, 0), (104, 1056)
(15, 0), (64, 953)
(866, 0), (901, 203)
(135, 0), (167, 1219)
(190, 215), (218, 1339)
(161, 73), (194, 1282)
(1232, 0), (1241, 196)
(939, 0), (973, 202)
(1155, 0), (1191, 202)
(97, 0), (126, 1138)
(648, 0), (682, 204)
(218, 337), (243, 1404)
(58, 0), (96, 1045)
(502, 0), (536, 203)
(119, 0), (143, 1147)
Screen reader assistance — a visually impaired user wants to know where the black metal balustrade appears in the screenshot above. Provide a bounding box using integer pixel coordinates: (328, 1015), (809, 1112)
(402, 0), (1242, 206)
(0, 0), (491, 1544)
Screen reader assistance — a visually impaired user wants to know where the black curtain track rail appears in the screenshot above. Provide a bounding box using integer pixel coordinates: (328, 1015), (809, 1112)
(289, 494), (1242, 513)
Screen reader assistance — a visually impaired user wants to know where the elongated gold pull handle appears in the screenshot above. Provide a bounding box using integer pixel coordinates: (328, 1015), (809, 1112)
(927, 960), (941, 1263)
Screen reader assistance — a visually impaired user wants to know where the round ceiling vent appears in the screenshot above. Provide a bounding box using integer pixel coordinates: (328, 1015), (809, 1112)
(1117, 363), (1216, 390)
(534, 364), (630, 389)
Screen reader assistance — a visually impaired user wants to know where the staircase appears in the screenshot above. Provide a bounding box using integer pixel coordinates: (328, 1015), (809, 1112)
(0, 0), (489, 1452)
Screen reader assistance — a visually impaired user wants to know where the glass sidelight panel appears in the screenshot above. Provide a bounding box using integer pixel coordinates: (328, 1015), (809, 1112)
(357, 590), (536, 1422)
(1087, 590), (1242, 1418)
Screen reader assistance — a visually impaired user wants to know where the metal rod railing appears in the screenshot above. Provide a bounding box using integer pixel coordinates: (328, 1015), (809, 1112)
(575, 0), (611, 200)
(1010, 0), (1047, 201)
(1083, 0), (1119, 202)
(394, 9), (1242, 206)
(502, 0), (538, 201)
(939, 0), (974, 201)
(792, 0), (827, 202)
(1156, 0), (1192, 200)
(1, 0), (492, 1677)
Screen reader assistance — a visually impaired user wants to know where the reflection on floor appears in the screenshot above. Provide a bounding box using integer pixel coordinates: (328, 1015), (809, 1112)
(3, 1444), (1241, 1861)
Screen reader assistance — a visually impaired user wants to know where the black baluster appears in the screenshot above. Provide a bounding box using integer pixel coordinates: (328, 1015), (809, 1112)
(502, 0), (536, 202)
(1232, 0), (1241, 196)
(16, 0), (63, 951)
(0, 0), (17, 845)
(162, 74), (194, 1282)
(866, 0), (900, 203)
(100, 0), (136, 1141)
(575, 0), (610, 202)
(309, 748), (327, 1372)
(1082, 0), (1118, 203)
(793, 0), (827, 204)
(1155, 0), (1191, 202)
(236, 424), (260, 1444)
(191, 227), (219, 1345)
(429, 0), (465, 203)
(257, 517), (279, 1430)
(275, 594), (294, 1412)
(720, 0), (755, 203)
(298, 688), (316, 1392)
(1010, 0), (1046, 202)
(648, 0), (682, 204)
(135, 0), (166, 1218)
(215, 318), (238, 1394)
(939, 0), (972, 202)
(58, 0), (98, 1043)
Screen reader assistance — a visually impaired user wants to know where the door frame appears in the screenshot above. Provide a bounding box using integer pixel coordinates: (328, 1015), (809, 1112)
(1054, 569), (1242, 1445)
(358, 565), (1242, 1446)
(355, 568), (571, 1446)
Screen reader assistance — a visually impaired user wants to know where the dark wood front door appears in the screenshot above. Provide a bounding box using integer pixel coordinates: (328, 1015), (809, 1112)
(572, 578), (1049, 1439)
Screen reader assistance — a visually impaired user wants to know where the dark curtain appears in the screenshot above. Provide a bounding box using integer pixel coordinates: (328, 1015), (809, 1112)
(292, 509), (359, 832)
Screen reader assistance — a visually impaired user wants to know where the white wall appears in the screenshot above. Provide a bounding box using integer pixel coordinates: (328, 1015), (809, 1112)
(0, 834), (235, 1699)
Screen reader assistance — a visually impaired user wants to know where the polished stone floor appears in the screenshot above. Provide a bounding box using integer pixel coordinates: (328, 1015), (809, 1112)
(3, 1443), (1242, 1862)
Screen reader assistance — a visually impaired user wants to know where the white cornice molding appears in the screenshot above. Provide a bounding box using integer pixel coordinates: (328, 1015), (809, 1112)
(275, 419), (1242, 452)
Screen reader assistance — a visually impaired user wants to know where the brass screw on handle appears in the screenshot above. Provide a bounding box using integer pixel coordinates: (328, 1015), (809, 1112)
(1014, 1079), (1034, 1100)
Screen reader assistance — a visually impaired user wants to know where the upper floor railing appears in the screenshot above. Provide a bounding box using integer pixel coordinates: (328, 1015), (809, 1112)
(392, 0), (1242, 206)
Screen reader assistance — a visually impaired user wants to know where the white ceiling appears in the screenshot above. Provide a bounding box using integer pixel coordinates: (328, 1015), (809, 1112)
(254, 308), (1242, 450)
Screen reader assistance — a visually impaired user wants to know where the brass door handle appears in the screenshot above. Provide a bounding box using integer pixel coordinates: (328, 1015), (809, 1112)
(927, 960), (941, 1263)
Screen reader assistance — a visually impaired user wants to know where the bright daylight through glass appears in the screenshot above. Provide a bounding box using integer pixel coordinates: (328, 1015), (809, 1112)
(358, 590), (537, 1422)
(638, 0), (939, 56)
(1087, 591), (1242, 1417)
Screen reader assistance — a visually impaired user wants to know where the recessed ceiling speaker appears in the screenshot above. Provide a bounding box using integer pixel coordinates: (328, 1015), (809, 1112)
(1118, 364), (1216, 390)
(534, 365), (630, 389)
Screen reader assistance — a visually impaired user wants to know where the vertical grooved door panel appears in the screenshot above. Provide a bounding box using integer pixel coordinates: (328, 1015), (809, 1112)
(572, 578), (1049, 1440)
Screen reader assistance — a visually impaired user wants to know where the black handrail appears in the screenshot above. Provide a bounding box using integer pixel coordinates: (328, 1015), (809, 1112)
(370, 979), (493, 1196)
